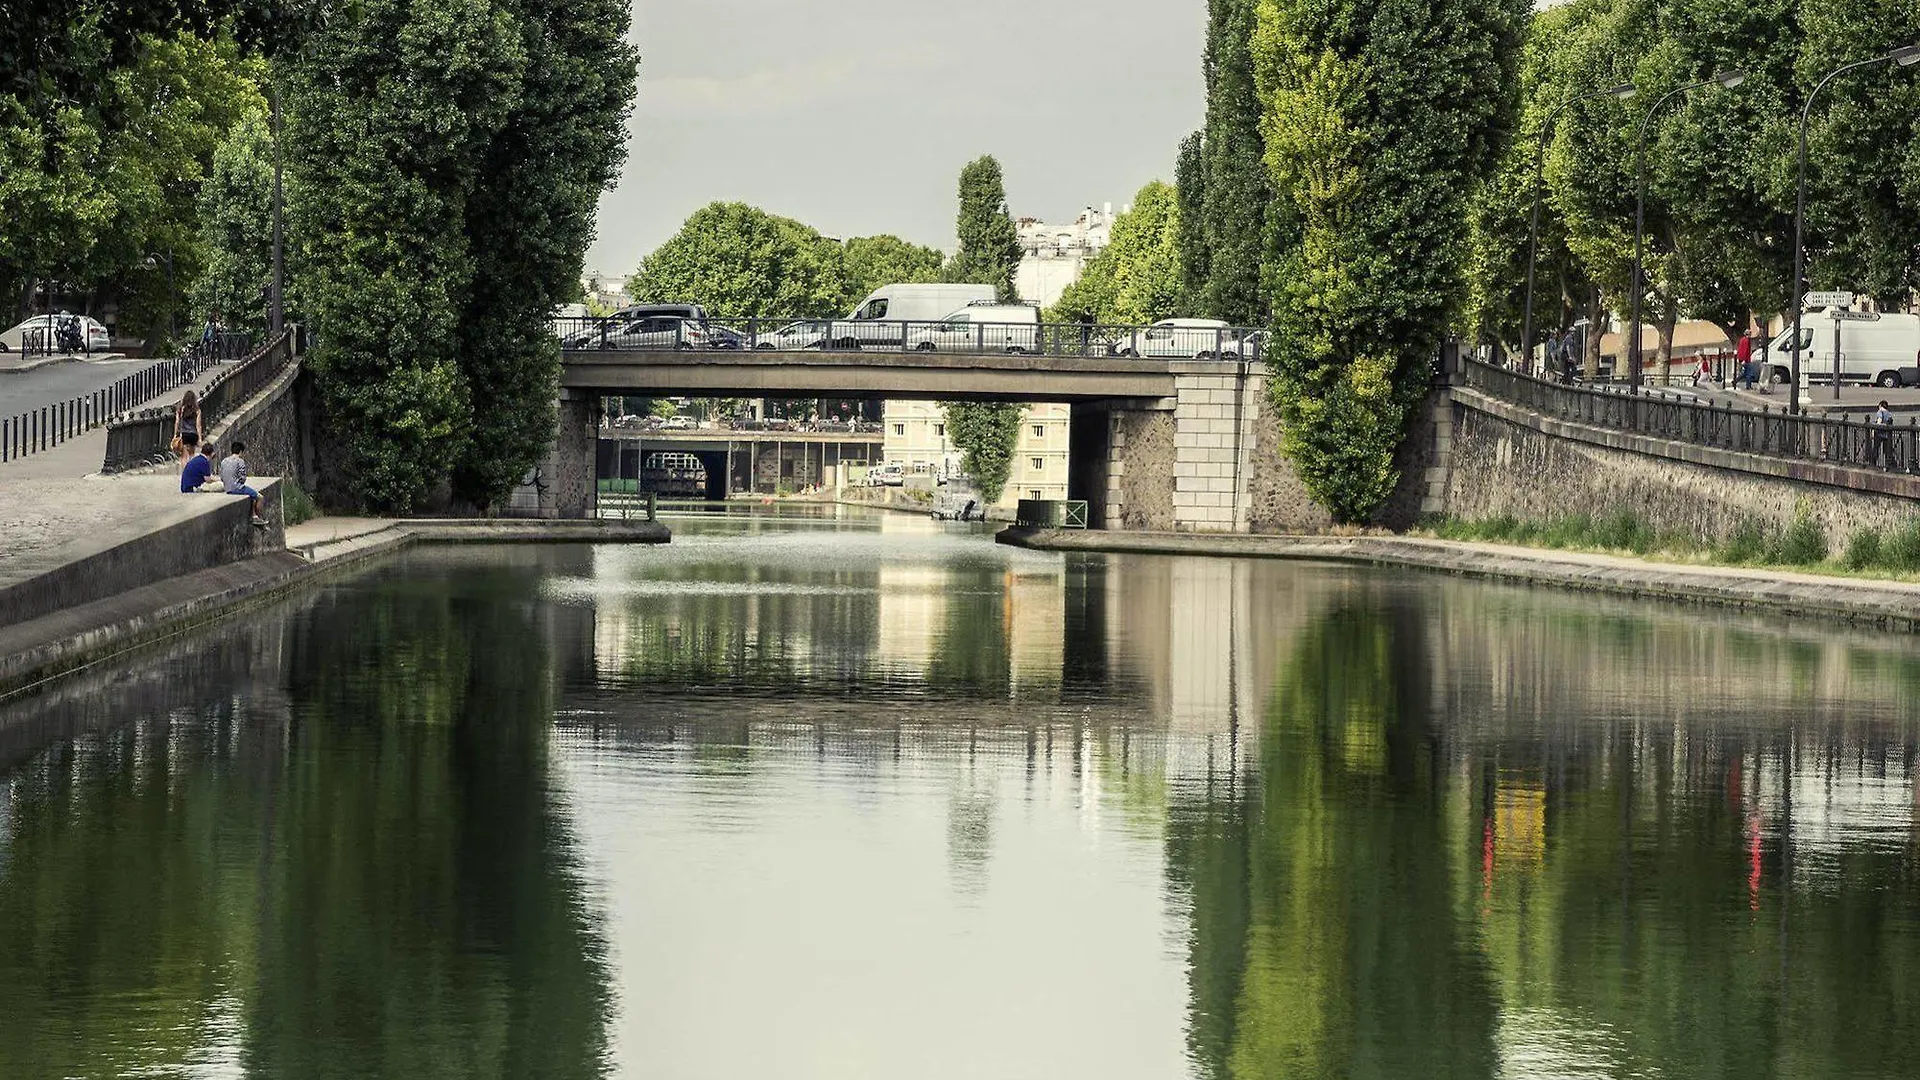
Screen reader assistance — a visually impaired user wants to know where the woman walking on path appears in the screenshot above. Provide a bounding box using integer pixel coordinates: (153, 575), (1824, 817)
(174, 389), (201, 465)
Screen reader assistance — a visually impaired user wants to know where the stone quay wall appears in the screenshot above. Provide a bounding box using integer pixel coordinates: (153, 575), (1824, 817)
(1446, 388), (1920, 549)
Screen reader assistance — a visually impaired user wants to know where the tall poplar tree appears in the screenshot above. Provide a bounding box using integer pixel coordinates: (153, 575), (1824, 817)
(1174, 130), (1211, 310)
(453, 0), (639, 509)
(283, 0), (635, 512)
(1255, 0), (1528, 522)
(1199, 0), (1271, 325)
(283, 0), (522, 511)
(945, 155), (1022, 301)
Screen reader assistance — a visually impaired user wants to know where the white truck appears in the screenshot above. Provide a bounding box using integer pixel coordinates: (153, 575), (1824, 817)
(833, 283), (996, 348)
(1762, 310), (1920, 389)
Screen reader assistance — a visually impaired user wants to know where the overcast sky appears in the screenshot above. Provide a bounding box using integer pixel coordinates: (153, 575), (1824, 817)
(584, 0), (1208, 276)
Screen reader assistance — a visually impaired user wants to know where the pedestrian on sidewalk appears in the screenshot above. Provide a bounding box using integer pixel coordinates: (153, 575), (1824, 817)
(1871, 400), (1897, 470)
(219, 441), (269, 527)
(198, 311), (222, 361)
(174, 389), (201, 464)
(1736, 330), (1754, 389)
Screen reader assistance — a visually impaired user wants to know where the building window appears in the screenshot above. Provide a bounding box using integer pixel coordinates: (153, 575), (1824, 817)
(1032, 424), (1045, 438)
(1029, 489), (1043, 501)
(1030, 456), (1044, 471)
(892, 424), (905, 436)
(934, 424), (945, 437)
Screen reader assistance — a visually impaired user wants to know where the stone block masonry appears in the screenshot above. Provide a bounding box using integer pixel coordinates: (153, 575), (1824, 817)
(1167, 363), (1263, 533)
(1446, 389), (1920, 550)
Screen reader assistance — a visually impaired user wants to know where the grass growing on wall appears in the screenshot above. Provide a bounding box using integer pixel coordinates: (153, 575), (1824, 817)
(1423, 510), (1920, 579)
(281, 478), (317, 527)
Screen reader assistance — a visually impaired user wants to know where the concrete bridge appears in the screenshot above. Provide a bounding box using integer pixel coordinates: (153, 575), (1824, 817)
(543, 345), (1272, 531)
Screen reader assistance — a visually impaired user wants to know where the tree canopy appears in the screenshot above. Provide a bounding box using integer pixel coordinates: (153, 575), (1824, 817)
(1254, 0), (1529, 522)
(945, 156), (1022, 301)
(1049, 181), (1186, 326)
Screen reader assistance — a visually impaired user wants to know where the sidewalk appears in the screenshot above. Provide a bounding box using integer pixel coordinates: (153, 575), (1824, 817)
(0, 349), (137, 374)
(0, 356), (233, 482)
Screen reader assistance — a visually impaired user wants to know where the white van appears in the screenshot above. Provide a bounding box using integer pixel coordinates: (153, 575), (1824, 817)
(903, 303), (1040, 353)
(1762, 310), (1920, 388)
(1113, 318), (1241, 359)
(834, 283), (996, 348)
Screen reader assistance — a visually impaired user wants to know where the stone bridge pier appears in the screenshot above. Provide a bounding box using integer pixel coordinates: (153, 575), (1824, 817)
(1069, 361), (1267, 533)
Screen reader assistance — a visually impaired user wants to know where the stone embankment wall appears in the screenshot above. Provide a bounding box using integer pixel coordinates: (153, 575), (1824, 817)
(1446, 389), (1920, 548)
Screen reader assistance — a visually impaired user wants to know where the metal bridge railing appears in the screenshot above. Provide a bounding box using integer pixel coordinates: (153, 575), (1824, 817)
(554, 315), (1270, 363)
(100, 333), (294, 473)
(1459, 357), (1920, 477)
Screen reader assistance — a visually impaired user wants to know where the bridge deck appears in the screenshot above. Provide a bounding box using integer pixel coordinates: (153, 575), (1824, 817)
(559, 349), (1243, 402)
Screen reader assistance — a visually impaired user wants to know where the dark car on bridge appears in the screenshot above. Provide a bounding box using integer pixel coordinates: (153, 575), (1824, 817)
(562, 303), (713, 350)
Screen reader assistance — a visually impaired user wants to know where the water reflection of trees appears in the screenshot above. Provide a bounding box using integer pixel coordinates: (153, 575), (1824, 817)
(0, 553), (613, 1079)
(1165, 575), (1920, 1080)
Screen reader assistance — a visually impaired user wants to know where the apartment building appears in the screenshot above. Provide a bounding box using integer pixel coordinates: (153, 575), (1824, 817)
(880, 401), (1070, 507)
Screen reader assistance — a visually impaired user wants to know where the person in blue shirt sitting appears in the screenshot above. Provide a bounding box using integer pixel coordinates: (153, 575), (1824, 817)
(180, 442), (217, 492)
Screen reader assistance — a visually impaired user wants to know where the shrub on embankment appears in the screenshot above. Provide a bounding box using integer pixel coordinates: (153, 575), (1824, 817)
(1425, 510), (1920, 577)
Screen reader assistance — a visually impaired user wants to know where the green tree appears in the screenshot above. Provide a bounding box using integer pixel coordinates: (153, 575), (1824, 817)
(1049, 181), (1185, 326)
(945, 155), (1022, 301)
(631, 202), (854, 318)
(1798, 0), (1920, 305)
(1199, 0), (1271, 325)
(1254, 0), (1528, 522)
(1175, 130), (1211, 309)
(192, 109), (276, 333)
(93, 31), (266, 350)
(284, 0), (524, 512)
(941, 401), (1024, 502)
(451, 0), (639, 510)
(842, 234), (945, 299)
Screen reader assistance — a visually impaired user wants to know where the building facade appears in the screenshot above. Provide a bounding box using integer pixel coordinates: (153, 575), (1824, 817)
(881, 401), (1070, 507)
(1013, 205), (1117, 310)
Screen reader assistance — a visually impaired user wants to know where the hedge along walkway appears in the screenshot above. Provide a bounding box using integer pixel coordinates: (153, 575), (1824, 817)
(996, 528), (1920, 631)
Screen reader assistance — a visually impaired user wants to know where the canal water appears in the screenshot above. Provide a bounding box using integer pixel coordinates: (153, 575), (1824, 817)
(2, 509), (1918, 1078)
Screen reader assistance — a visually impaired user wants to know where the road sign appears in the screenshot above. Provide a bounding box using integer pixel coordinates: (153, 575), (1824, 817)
(1804, 290), (1854, 308)
(1831, 310), (1879, 321)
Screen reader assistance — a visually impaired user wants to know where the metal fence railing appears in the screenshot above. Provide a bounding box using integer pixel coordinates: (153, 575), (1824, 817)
(1016, 499), (1091, 529)
(1460, 358), (1920, 476)
(1, 343), (254, 464)
(100, 333), (294, 473)
(554, 314), (1270, 363)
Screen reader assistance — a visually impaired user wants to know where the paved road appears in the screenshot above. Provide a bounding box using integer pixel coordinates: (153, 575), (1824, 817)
(0, 355), (153, 418)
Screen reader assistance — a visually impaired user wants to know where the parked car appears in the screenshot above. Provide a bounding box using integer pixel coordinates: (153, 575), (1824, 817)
(904, 304), (1040, 353)
(753, 320), (830, 351)
(0, 313), (111, 353)
(568, 315), (711, 350)
(705, 324), (749, 350)
(1112, 318), (1241, 359)
(561, 303), (709, 349)
(866, 462), (905, 487)
(661, 415), (697, 430)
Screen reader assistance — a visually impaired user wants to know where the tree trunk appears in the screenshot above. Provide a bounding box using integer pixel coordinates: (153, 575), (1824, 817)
(1584, 286), (1604, 381)
(1656, 303), (1677, 386)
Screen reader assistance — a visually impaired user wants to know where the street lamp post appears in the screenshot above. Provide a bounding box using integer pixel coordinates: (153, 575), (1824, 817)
(1524, 82), (1635, 379)
(1790, 44), (1920, 415)
(1630, 69), (1745, 392)
(144, 251), (176, 349)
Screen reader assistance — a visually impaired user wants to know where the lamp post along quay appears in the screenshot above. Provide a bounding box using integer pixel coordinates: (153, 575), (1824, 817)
(1524, 82), (1635, 377)
(1630, 69), (1744, 393)
(1791, 44), (1920, 415)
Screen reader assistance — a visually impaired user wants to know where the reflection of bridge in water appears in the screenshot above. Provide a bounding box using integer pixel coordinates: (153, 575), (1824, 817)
(598, 428), (885, 500)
